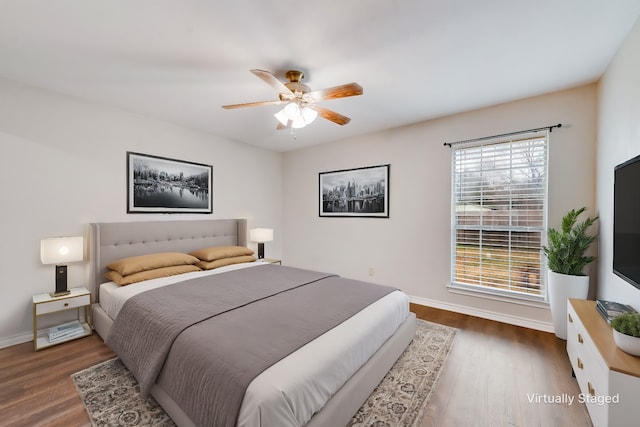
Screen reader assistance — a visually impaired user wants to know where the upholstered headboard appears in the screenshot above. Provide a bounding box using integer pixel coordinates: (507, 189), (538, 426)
(89, 219), (247, 300)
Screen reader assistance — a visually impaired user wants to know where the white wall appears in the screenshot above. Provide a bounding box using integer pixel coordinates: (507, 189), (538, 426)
(596, 17), (640, 307)
(283, 84), (597, 331)
(0, 78), (283, 347)
(7, 25), (633, 345)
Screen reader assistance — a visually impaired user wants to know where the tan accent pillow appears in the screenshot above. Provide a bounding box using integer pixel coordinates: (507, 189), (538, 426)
(105, 265), (202, 286)
(189, 246), (254, 262)
(196, 255), (257, 270)
(106, 252), (200, 276)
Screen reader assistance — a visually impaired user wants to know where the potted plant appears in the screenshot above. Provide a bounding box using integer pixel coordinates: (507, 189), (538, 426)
(611, 312), (640, 356)
(542, 207), (598, 339)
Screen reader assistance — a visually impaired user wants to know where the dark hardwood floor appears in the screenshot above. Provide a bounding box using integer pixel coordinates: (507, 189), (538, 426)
(0, 305), (592, 427)
(0, 334), (114, 427)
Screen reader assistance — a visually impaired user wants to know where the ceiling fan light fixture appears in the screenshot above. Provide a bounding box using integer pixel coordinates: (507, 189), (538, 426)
(283, 102), (300, 119)
(274, 103), (318, 128)
(274, 102), (301, 126)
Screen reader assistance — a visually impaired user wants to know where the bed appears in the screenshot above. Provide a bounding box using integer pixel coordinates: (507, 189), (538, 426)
(89, 219), (416, 427)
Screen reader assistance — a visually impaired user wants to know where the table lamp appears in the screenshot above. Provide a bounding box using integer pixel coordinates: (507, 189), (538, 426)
(249, 228), (273, 259)
(40, 236), (84, 297)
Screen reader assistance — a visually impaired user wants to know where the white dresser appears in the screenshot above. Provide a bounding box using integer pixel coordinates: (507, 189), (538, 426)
(567, 299), (640, 426)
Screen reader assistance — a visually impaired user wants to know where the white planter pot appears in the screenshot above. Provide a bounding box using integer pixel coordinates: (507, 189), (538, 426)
(548, 270), (590, 339)
(613, 329), (640, 356)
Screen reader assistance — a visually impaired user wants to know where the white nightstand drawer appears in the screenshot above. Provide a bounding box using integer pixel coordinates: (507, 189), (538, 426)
(35, 294), (90, 315)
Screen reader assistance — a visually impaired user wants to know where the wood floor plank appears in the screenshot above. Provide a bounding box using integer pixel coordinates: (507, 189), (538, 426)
(0, 306), (592, 427)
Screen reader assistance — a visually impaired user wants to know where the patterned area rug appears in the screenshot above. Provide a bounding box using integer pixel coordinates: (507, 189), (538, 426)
(72, 319), (456, 427)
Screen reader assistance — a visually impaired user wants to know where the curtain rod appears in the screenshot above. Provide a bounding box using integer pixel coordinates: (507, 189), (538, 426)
(443, 123), (562, 147)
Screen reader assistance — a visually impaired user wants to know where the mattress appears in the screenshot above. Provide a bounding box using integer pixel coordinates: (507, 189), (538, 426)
(98, 262), (410, 427)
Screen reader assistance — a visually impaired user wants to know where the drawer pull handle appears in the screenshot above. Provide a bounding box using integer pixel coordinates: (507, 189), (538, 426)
(577, 358), (583, 369)
(578, 333), (583, 344)
(568, 313), (573, 323)
(588, 382), (595, 396)
(64, 303), (69, 307)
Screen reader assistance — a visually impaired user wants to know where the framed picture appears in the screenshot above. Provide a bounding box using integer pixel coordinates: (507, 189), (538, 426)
(127, 152), (213, 214)
(319, 164), (390, 218)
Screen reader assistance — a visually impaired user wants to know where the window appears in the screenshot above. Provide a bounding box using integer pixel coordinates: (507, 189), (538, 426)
(450, 132), (548, 303)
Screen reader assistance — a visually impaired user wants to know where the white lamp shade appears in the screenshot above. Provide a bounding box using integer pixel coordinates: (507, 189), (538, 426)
(291, 116), (307, 129)
(283, 102), (300, 119)
(274, 109), (289, 126)
(274, 104), (318, 128)
(301, 107), (317, 124)
(249, 228), (273, 243)
(40, 236), (84, 264)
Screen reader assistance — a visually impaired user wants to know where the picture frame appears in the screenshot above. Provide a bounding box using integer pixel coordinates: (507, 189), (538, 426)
(127, 151), (213, 214)
(319, 164), (390, 218)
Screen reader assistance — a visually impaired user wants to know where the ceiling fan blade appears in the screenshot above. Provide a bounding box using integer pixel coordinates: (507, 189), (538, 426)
(222, 100), (283, 109)
(250, 69), (294, 95)
(313, 106), (351, 126)
(307, 83), (363, 102)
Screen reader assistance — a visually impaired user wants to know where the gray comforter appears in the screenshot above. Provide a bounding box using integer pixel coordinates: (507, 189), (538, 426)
(106, 264), (396, 427)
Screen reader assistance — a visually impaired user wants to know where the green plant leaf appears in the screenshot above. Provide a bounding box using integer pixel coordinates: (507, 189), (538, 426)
(611, 312), (640, 337)
(542, 207), (598, 275)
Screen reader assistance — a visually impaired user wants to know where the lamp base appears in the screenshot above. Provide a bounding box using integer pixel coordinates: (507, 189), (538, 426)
(49, 290), (71, 298)
(257, 243), (265, 259)
(54, 264), (68, 296)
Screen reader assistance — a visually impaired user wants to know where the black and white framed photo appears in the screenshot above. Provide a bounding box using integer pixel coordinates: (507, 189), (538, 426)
(127, 152), (213, 214)
(319, 164), (389, 218)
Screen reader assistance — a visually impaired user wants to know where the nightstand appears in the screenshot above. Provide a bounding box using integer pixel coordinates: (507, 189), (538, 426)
(32, 287), (92, 351)
(262, 258), (282, 265)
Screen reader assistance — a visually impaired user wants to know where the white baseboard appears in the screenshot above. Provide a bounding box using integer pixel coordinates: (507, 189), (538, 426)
(409, 295), (554, 333)
(0, 332), (32, 349)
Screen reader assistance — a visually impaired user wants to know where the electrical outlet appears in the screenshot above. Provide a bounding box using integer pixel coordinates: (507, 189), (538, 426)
(368, 267), (375, 276)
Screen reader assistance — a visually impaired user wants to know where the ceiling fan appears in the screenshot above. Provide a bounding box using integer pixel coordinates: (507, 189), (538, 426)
(222, 69), (363, 129)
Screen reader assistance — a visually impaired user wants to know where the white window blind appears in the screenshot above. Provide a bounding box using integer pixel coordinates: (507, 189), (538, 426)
(450, 133), (548, 302)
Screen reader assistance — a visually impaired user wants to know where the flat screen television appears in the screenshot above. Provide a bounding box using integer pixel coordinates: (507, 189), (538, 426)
(614, 153), (640, 289)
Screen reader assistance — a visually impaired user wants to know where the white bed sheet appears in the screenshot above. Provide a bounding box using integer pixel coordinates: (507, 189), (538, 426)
(98, 262), (409, 427)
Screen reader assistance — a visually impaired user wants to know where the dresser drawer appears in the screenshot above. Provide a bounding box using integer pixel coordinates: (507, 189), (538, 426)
(35, 294), (90, 315)
(567, 302), (609, 426)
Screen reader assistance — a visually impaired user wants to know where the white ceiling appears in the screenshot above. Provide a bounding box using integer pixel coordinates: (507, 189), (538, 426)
(1, 1), (639, 152)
